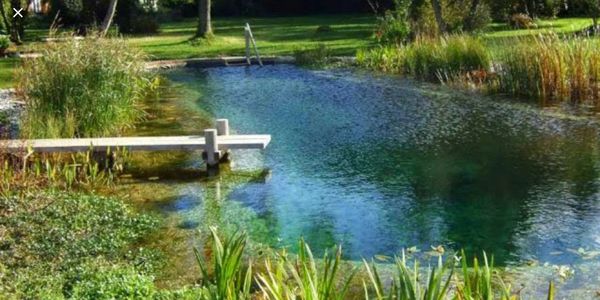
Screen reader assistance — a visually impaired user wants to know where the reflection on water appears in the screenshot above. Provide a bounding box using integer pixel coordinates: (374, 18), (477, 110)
(128, 65), (600, 295)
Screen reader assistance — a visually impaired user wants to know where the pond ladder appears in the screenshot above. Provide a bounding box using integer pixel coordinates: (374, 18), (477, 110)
(244, 23), (263, 66)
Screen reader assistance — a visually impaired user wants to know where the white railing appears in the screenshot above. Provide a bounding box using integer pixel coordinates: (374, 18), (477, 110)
(244, 23), (263, 66)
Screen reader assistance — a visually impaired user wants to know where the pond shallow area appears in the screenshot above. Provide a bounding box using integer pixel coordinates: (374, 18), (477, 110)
(127, 65), (600, 296)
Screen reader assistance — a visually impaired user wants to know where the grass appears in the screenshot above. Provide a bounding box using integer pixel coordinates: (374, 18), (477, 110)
(17, 37), (153, 138)
(494, 34), (600, 107)
(127, 15), (376, 60)
(0, 15), (596, 89)
(482, 17), (594, 39)
(0, 58), (18, 89)
(357, 35), (491, 82)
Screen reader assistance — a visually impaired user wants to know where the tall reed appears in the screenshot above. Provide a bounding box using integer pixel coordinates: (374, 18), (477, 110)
(357, 35), (491, 82)
(496, 34), (600, 107)
(16, 37), (153, 138)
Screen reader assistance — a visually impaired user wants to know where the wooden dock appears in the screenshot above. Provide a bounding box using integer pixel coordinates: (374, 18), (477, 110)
(2, 119), (270, 167)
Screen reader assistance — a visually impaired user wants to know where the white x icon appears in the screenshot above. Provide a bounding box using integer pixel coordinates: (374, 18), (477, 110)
(13, 8), (23, 18)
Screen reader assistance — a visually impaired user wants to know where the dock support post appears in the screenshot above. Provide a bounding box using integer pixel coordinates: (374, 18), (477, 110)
(216, 119), (229, 136)
(216, 119), (231, 162)
(204, 129), (219, 168)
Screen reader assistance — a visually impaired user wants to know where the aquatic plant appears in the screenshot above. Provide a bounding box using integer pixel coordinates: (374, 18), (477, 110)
(0, 146), (125, 195)
(363, 251), (453, 300)
(16, 37), (155, 138)
(357, 35), (491, 82)
(362, 249), (556, 300)
(294, 44), (332, 67)
(257, 239), (356, 300)
(495, 33), (600, 107)
(194, 227), (253, 300)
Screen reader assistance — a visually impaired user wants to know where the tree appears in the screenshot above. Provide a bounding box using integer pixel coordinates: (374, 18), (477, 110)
(196, 0), (212, 38)
(588, 0), (600, 28)
(0, 0), (11, 35)
(430, 0), (447, 34)
(9, 0), (25, 43)
(463, 0), (481, 31)
(99, 0), (119, 36)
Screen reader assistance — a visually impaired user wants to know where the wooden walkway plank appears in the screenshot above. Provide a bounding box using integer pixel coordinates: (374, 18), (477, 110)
(0, 135), (271, 153)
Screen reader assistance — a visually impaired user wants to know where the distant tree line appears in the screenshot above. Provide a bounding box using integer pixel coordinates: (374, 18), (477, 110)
(168, 0), (598, 21)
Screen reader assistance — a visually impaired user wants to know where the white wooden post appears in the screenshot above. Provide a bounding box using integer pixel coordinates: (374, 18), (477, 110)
(204, 129), (219, 166)
(244, 25), (251, 65)
(216, 119), (230, 162)
(216, 119), (229, 136)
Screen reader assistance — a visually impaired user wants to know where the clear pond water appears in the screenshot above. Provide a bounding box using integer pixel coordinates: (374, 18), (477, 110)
(139, 65), (600, 278)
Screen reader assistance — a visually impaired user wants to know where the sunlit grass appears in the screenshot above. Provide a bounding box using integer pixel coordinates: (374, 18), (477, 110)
(17, 37), (154, 138)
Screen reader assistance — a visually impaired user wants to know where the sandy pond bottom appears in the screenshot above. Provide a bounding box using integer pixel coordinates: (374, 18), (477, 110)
(120, 65), (600, 298)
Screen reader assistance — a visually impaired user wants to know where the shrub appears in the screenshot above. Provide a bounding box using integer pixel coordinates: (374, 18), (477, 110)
(17, 37), (153, 138)
(375, 0), (411, 45)
(129, 15), (161, 34)
(375, 11), (411, 45)
(316, 25), (333, 33)
(0, 35), (10, 50)
(294, 44), (331, 67)
(58, 0), (83, 19)
(463, 2), (492, 32)
(509, 13), (536, 29)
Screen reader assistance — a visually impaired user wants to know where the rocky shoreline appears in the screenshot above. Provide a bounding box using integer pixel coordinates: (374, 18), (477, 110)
(0, 89), (22, 138)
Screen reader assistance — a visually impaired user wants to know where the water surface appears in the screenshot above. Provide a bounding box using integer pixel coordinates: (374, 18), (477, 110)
(132, 65), (600, 294)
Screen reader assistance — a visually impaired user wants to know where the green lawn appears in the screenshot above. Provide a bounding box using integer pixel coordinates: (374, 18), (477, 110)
(0, 58), (18, 89)
(483, 17), (594, 38)
(127, 15), (376, 60)
(0, 15), (596, 88)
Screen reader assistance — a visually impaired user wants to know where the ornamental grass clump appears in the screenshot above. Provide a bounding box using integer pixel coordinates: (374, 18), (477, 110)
(17, 37), (152, 139)
(357, 35), (491, 82)
(496, 34), (600, 107)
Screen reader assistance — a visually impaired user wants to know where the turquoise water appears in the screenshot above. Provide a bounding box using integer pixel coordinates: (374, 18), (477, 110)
(160, 65), (600, 267)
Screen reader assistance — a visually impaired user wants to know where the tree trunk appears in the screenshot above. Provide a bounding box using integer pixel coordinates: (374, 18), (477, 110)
(430, 0), (447, 34)
(99, 0), (118, 37)
(463, 0), (480, 31)
(9, 0), (23, 43)
(409, 0), (425, 21)
(196, 0), (212, 38)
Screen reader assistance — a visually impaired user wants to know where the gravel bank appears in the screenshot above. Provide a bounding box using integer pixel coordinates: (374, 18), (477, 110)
(0, 89), (22, 138)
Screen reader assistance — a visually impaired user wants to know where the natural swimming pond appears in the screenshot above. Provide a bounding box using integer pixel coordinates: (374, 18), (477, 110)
(127, 65), (600, 294)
